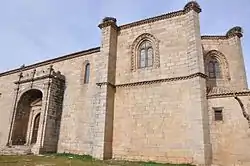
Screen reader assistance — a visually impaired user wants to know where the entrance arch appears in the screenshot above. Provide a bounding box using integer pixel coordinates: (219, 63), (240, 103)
(11, 89), (43, 145)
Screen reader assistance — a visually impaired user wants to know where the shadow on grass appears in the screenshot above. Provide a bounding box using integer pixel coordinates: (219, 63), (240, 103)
(0, 153), (196, 166)
(46, 153), (196, 166)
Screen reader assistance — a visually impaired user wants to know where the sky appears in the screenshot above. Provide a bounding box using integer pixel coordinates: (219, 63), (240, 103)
(0, 0), (249, 84)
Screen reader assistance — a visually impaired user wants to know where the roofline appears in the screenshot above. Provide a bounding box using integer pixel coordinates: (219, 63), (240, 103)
(0, 46), (100, 77)
(201, 35), (229, 40)
(117, 1), (202, 30)
(119, 10), (185, 30)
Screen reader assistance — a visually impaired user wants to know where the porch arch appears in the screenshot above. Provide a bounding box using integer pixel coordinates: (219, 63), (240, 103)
(11, 89), (43, 145)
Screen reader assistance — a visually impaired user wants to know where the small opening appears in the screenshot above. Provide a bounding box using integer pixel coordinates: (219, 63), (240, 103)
(84, 63), (90, 84)
(214, 108), (223, 121)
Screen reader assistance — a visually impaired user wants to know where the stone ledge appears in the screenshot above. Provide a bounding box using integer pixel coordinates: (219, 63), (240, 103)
(207, 90), (250, 99)
(0, 47), (100, 78)
(202, 26), (243, 40)
(96, 72), (207, 88)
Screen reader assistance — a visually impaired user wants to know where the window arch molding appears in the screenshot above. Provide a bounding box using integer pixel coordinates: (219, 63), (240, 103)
(131, 33), (160, 71)
(204, 50), (230, 80)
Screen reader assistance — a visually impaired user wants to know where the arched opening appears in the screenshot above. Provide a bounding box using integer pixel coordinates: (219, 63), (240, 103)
(138, 40), (154, 68)
(11, 89), (43, 145)
(207, 57), (221, 79)
(84, 63), (90, 84)
(31, 113), (41, 144)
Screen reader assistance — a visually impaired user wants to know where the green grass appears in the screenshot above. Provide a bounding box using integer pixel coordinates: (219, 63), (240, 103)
(0, 153), (195, 166)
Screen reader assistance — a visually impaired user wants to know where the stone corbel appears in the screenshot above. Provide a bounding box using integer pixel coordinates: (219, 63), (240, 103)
(98, 17), (118, 30)
(184, 1), (202, 13)
(226, 26), (243, 38)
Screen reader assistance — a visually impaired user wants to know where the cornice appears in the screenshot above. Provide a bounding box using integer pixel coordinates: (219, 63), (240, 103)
(119, 1), (201, 30)
(116, 72), (207, 88)
(184, 1), (202, 13)
(96, 82), (116, 89)
(14, 74), (65, 84)
(201, 36), (228, 40)
(119, 10), (185, 30)
(96, 73), (207, 89)
(207, 91), (250, 99)
(202, 26), (243, 40)
(98, 17), (118, 30)
(0, 47), (100, 78)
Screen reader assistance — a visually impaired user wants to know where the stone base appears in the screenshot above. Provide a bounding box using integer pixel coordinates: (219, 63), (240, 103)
(0, 145), (32, 155)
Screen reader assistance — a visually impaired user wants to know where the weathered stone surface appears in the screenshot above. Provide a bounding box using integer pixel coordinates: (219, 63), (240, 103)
(0, 1), (249, 166)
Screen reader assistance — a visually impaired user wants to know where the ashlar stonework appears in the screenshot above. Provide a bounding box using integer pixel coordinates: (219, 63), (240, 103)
(0, 2), (250, 166)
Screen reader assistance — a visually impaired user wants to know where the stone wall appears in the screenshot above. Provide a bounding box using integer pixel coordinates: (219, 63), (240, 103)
(208, 96), (250, 166)
(0, 1), (249, 165)
(42, 75), (65, 153)
(113, 77), (209, 165)
(0, 50), (101, 156)
(202, 34), (248, 91)
(0, 74), (18, 147)
(113, 4), (211, 165)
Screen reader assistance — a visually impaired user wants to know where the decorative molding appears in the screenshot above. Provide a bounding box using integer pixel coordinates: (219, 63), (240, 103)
(208, 90), (250, 99)
(96, 73), (207, 88)
(202, 26), (243, 40)
(204, 50), (230, 81)
(14, 66), (65, 84)
(96, 82), (116, 89)
(0, 47), (100, 78)
(226, 26), (243, 38)
(116, 72), (207, 88)
(201, 36), (228, 40)
(184, 1), (202, 13)
(98, 17), (118, 30)
(131, 33), (160, 71)
(119, 10), (185, 30)
(119, 1), (201, 30)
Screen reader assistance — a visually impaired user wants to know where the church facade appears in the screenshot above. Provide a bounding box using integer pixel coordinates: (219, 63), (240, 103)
(0, 2), (250, 166)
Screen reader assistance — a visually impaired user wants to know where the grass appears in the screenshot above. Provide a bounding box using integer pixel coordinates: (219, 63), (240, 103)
(0, 153), (195, 166)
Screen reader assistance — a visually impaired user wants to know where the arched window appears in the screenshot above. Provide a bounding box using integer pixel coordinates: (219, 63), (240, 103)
(208, 58), (221, 78)
(84, 63), (90, 84)
(31, 113), (40, 144)
(138, 40), (153, 68)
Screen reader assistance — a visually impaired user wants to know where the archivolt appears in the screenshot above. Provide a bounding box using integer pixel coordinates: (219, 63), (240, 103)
(204, 50), (230, 80)
(131, 33), (160, 71)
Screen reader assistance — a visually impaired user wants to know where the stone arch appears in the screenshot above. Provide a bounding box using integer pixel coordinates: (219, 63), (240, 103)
(18, 87), (44, 101)
(11, 89), (43, 145)
(31, 112), (41, 144)
(81, 60), (90, 84)
(204, 50), (230, 80)
(131, 33), (160, 71)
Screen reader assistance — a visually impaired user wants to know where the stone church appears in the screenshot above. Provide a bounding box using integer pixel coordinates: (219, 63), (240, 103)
(0, 1), (250, 166)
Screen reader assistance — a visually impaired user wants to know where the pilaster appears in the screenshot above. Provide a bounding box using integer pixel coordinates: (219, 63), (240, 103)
(184, 2), (212, 165)
(92, 17), (118, 159)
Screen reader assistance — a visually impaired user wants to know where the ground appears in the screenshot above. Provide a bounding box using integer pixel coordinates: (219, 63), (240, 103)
(0, 154), (195, 166)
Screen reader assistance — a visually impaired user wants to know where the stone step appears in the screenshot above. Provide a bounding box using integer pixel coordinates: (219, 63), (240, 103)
(0, 145), (32, 155)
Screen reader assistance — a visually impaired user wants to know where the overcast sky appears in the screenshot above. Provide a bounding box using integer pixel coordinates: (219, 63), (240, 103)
(0, 0), (249, 84)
